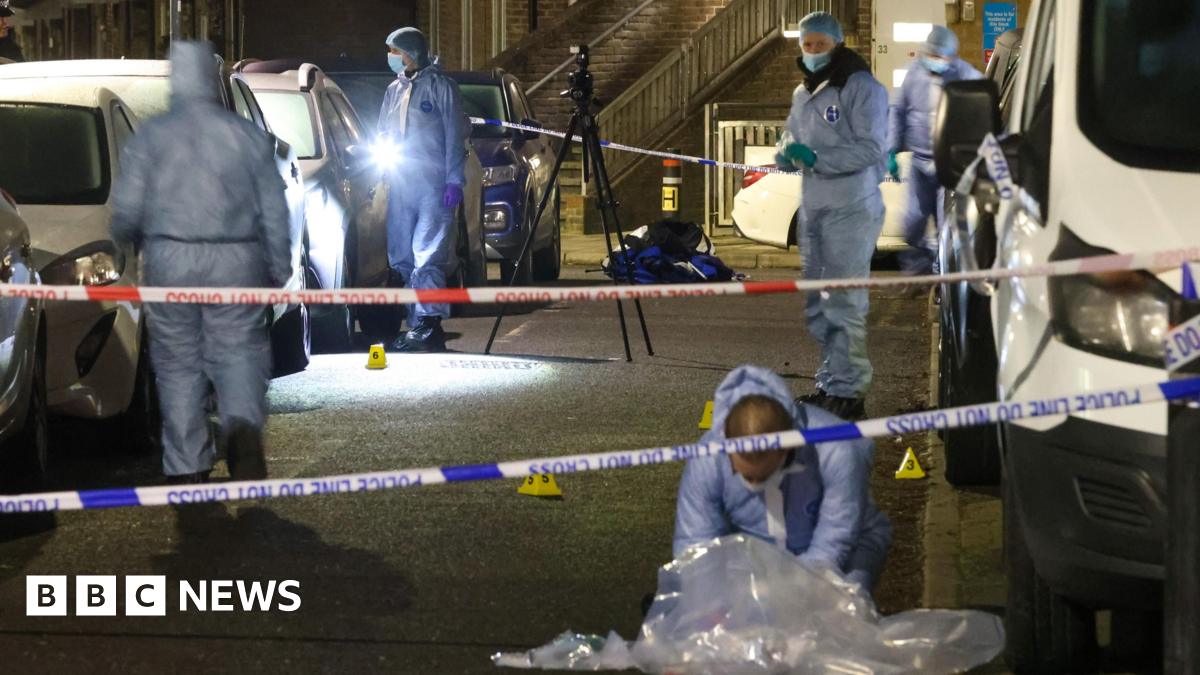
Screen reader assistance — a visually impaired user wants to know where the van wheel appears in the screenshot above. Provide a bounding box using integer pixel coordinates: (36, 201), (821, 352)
(1004, 468), (1096, 672)
(311, 254), (353, 353)
(938, 285), (1001, 486)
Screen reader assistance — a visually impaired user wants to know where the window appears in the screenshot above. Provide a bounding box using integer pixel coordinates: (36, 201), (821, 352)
(1021, 0), (1056, 130)
(319, 94), (353, 155)
(328, 92), (364, 146)
(236, 80), (268, 132)
(111, 104), (134, 166)
(1078, 0), (1200, 172)
(255, 92), (321, 159)
(507, 80), (529, 122)
(0, 104), (110, 205)
(457, 83), (508, 138)
(230, 79), (254, 121)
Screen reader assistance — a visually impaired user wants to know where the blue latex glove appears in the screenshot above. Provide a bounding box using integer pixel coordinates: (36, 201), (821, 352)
(775, 152), (797, 172)
(442, 183), (464, 209)
(783, 142), (817, 169)
(887, 151), (901, 181)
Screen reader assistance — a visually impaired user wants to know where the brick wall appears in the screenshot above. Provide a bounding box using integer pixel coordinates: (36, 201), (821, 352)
(504, 0), (572, 49)
(243, 0), (417, 67)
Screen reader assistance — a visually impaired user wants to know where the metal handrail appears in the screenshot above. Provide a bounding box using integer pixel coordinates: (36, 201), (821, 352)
(525, 0), (659, 95)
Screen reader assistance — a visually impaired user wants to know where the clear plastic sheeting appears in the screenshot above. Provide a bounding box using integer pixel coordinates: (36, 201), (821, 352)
(493, 535), (1004, 674)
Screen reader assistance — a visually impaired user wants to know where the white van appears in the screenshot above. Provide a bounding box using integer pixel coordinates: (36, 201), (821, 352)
(934, 0), (1199, 669)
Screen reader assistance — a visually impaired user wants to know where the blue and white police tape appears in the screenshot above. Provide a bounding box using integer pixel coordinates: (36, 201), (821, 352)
(3, 377), (1198, 514)
(468, 117), (814, 179)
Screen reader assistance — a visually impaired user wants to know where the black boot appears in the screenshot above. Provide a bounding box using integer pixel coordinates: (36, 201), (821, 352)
(225, 423), (267, 481)
(820, 395), (867, 422)
(794, 389), (829, 408)
(394, 316), (447, 353)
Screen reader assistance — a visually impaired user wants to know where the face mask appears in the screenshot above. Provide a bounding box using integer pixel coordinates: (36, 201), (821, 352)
(922, 56), (950, 74)
(387, 53), (406, 75)
(802, 49), (833, 73)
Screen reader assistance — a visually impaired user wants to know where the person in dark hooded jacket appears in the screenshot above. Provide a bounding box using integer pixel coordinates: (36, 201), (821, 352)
(111, 42), (291, 484)
(0, 3), (26, 63)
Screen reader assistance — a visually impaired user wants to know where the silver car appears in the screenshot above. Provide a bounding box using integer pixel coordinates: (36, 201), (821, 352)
(239, 59), (488, 343)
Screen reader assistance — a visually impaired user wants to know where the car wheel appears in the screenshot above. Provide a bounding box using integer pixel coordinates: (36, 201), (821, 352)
(532, 187), (562, 282)
(119, 329), (162, 457)
(1004, 463), (1097, 673)
(1, 328), (49, 491)
(463, 204), (488, 288)
(938, 284), (1001, 486)
(270, 303), (311, 377)
(311, 253), (354, 354)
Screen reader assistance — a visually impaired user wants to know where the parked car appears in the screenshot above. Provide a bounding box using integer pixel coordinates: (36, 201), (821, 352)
(933, 27), (1023, 488)
(239, 59), (488, 339)
(0, 58), (312, 371)
(730, 146), (909, 254)
(0, 82), (161, 451)
(934, 0), (1198, 669)
(446, 69), (561, 283)
(0, 188), (48, 489)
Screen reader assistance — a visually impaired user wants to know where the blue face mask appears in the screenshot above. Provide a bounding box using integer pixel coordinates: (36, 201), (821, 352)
(387, 53), (406, 75)
(802, 49), (833, 73)
(922, 56), (950, 74)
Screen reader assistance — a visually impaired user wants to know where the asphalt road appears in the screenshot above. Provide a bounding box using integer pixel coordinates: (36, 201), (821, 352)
(0, 265), (932, 673)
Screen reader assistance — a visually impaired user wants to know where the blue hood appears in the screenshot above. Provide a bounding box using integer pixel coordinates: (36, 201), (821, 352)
(169, 41), (222, 109)
(705, 365), (802, 441)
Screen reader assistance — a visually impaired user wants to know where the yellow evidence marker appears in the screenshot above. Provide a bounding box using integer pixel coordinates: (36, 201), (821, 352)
(518, 474), (563, 499)
(698, 400), (714, 430)
(366, 343), (388, 370)
(895, 448), (926, 479)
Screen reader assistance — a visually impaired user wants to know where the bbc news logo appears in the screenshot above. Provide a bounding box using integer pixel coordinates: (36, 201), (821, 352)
(26, 576), (301, 616)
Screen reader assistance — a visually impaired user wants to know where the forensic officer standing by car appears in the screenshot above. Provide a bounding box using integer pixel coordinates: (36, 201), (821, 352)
(0, 1), (26, 63)
(777, 11), (888, 421)
(888, 26), (982, 275)
(379, 26), (470, 353)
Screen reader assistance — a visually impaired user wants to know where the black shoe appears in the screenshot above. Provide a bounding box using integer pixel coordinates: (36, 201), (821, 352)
(395, 316), (447, 353)
(226, 423), (267, 481)
(794, 389), (829, 408)
(821, 396), (867, 421)
(166, 470), (211, 485)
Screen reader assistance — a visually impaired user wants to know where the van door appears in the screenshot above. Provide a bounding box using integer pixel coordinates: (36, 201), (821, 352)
(873, 0), (951, 94)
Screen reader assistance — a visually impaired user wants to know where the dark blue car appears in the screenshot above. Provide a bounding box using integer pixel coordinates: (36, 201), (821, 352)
(445, 69), (560, 283)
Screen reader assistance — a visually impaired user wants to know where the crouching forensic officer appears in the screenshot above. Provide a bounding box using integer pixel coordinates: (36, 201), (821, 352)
(674, 365), (892, 593)
(379, 27), (470, 353)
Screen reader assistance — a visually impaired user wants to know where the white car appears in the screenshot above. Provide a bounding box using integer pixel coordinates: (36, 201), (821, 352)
(731, 146), (911, 253)
(0, 58), (311, 371)
(0, 188), (48, 488)
(0, 82), (158, 450)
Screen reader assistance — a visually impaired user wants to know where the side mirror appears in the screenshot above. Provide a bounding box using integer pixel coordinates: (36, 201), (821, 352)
(519, 118), (543, 141)
(934, 80), (1002, 190)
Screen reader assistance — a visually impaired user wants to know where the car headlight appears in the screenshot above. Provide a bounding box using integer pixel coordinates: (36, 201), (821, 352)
(1048, 227), (1173, 366)
(42, 242), (125, 286)
(482, 165), (518, 187)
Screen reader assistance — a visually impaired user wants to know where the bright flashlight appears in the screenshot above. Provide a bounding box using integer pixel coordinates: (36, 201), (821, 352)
(369, 138), (401, 171)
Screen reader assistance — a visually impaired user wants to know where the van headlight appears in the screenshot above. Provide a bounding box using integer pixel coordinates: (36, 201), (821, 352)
(482, 165), (518, 187)
(1048, 227), (1173, 366)
(42, 242), (125, 286)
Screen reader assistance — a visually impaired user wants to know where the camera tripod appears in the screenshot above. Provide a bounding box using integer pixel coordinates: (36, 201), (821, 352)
(484, 44), (653, 361)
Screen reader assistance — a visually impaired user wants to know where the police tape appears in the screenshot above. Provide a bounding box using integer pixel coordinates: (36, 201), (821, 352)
(1, 245), (1197, 306)
(3, 376), (1198, 514)
(468, 117), (810, 178)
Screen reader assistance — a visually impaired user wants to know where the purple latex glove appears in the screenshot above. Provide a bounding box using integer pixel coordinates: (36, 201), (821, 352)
(442, 183), (464, 209)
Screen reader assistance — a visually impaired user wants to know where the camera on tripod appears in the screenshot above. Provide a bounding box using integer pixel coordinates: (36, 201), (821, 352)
(563, 44), (594, 103)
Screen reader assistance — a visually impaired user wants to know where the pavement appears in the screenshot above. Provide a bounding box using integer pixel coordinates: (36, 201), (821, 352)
(0, 265), (938, 673)
(562, 232), (801, 271)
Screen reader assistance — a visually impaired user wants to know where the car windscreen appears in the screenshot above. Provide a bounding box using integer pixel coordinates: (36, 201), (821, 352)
(326, 72), (394, 133)
(254, 91), (321, 159)
(457, 83), (507, 139)
(1079, 0), (1200, 172)
(0, 103), (109, 205)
